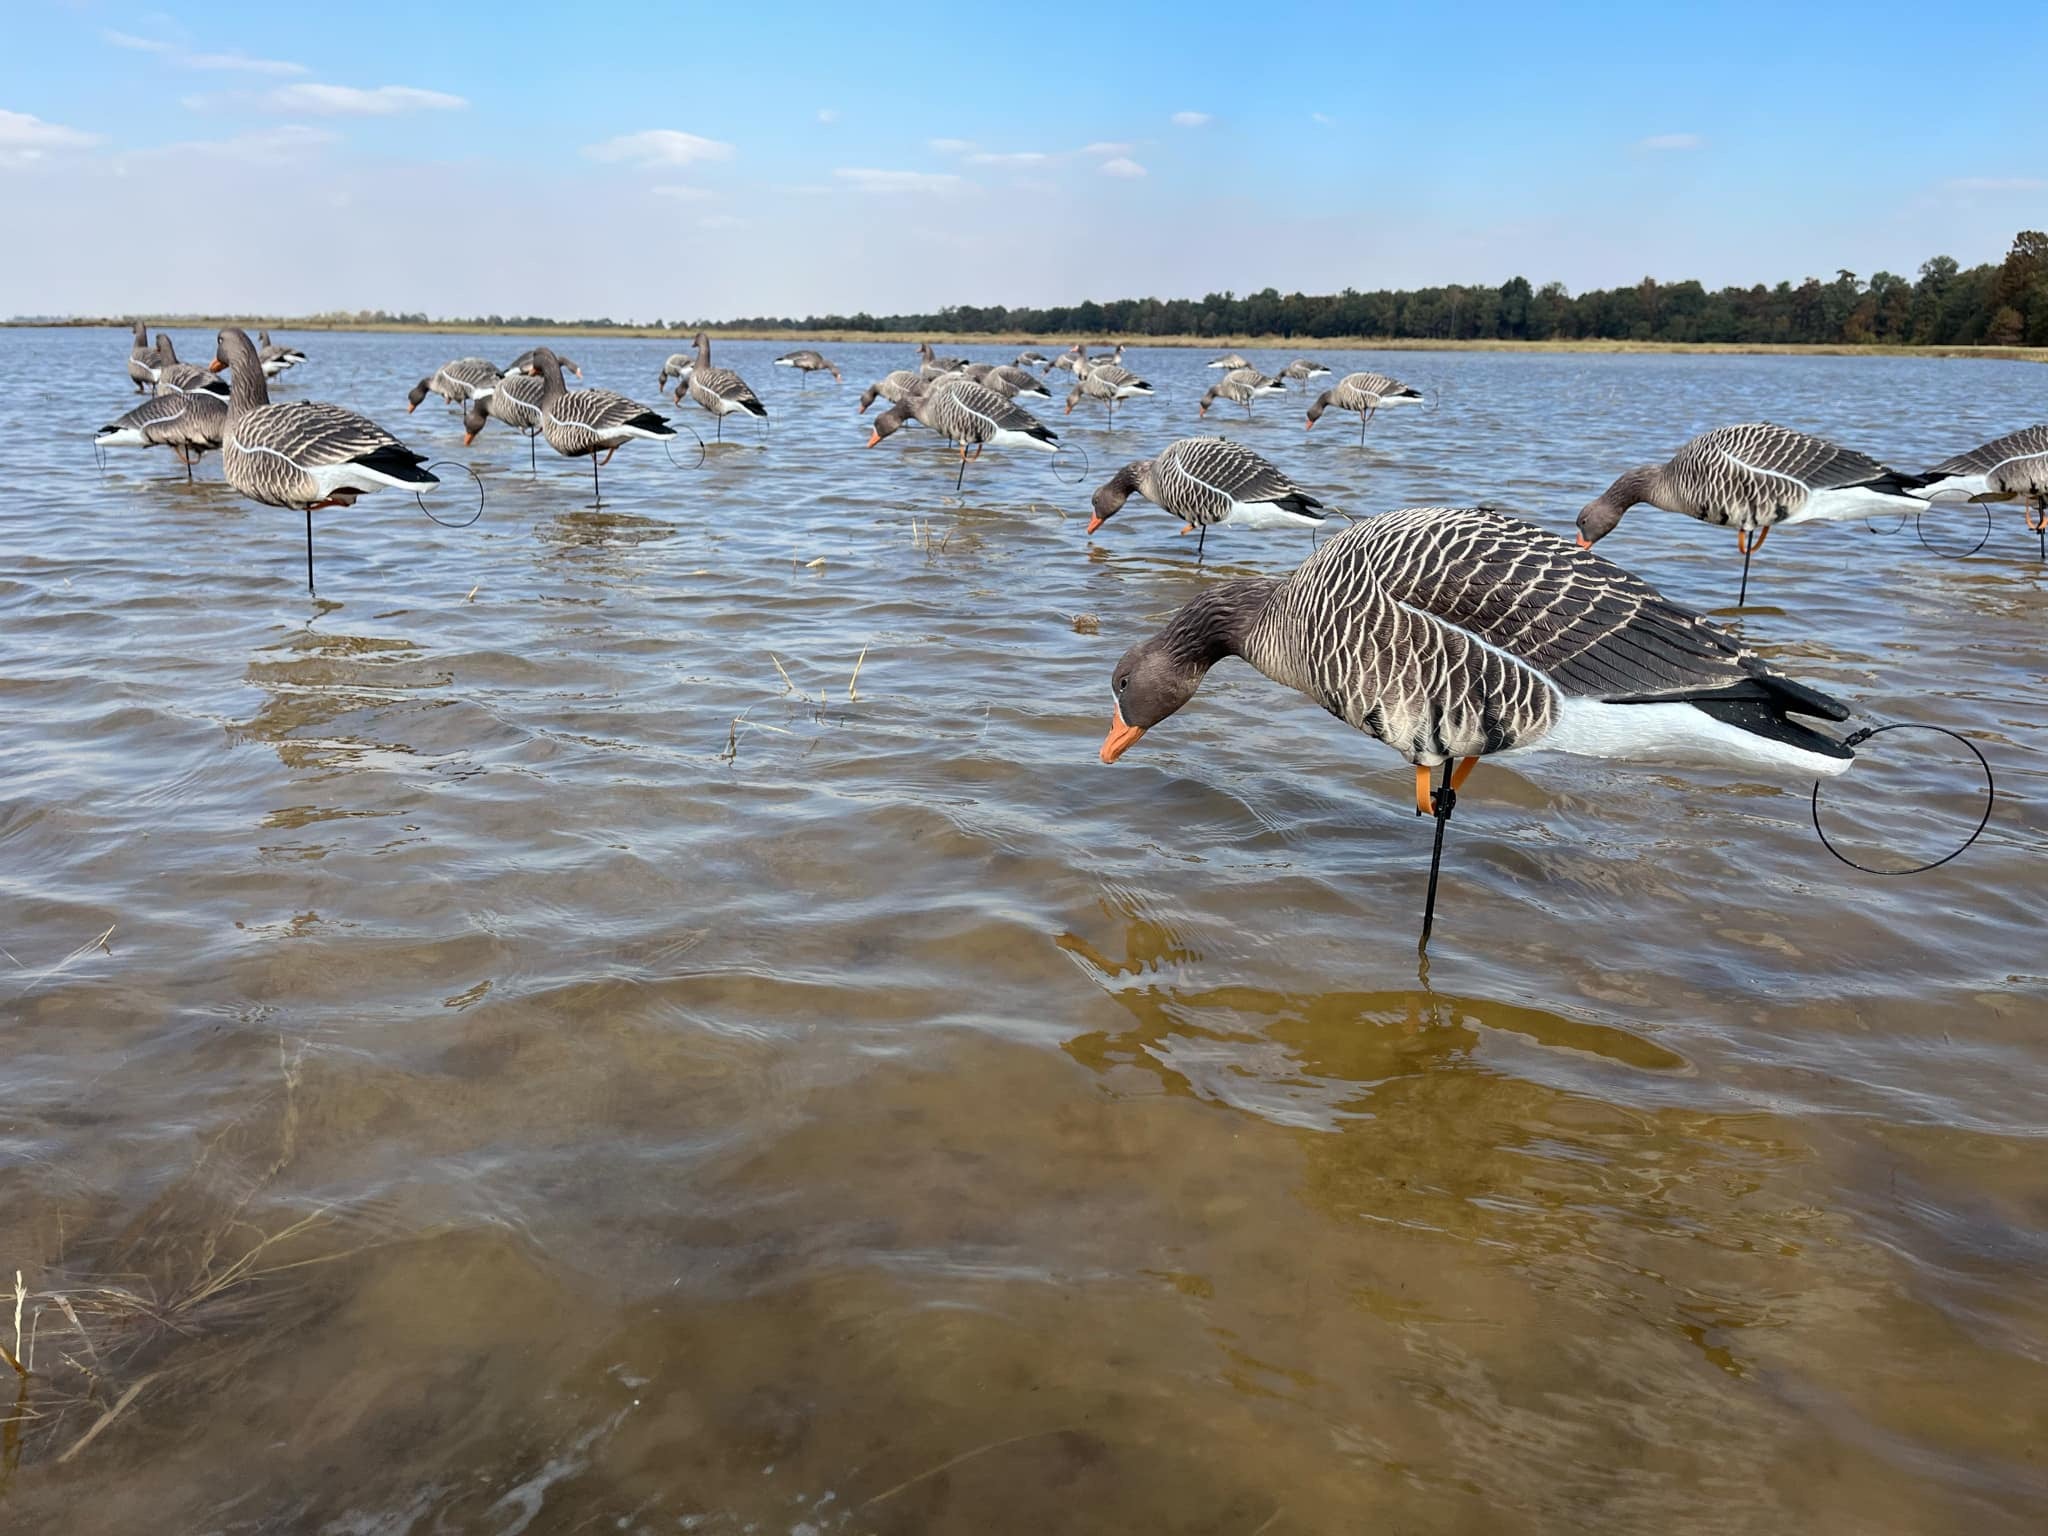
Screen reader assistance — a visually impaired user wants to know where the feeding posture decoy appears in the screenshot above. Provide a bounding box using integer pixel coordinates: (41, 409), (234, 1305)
(408, 358), (502, 412)
(867, 376), (1058, 490)
(981, 364), (1051, 400)
(1064, 362), (1155, 428)
(207, 327), (437, 592)
(1014, 350), (1051, 367)
(1198, 367), (1286, 420)
(1913, 425), (2048, 552)
(858, 369), (925, 415)
(257, 331), (306, 376)
(1281, 358), (1331, 382)
(678, 331), (767, 440)
(96, 390), (228, 480)
(1096, 504), (1854, 945)
(918, 341), (969, 380)
(774, 349), (842, 386)
(1577, 422), (1932, 604)
(1305, 371), (1426, 444)
(460, 370), (550, 472)
(518, 345), (677, 504)
(656, 352), (693, 392)
(1086, 436), (1326, 559)
(1205, 352), (1251, 370)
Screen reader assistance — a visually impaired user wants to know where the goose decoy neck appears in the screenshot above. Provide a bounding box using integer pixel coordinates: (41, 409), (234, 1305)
(694, 331), (712, 366)
(866, 402), (915, 445)
(407, 378), (433, 411)
(1305, 390), (1333, 426)
(155, 334), (177, 361)
(1087, 459), (1151, 531)
(462, 399), (488, 445)
(521, 346), (570, 402)
(132, 320), (148, 345)
(1103, 579), (1277, 763)
(1576, 464), (1661, 547)
(209, 327), (271, 411)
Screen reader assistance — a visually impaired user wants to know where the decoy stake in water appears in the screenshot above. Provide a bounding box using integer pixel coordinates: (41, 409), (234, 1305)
(1097, 506), (1864, 948)
(1087, 437), (1326, 563)
(208, 327), (437, 593)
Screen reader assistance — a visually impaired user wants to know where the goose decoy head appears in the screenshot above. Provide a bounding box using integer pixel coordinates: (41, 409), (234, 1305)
(208, 326), (256, 373)
(1305, 391), (1332, 429)
(1064, 387), (1085, 415)
(857, 383), (884, 414)
(1085, 461), (1145, 534)
(407, 378), (432, 411)
(866, 405), (913, 447)
(1101, 635), (1204, 764)
(461, 399), (488, 446)
(1576, 465), (1655, 549)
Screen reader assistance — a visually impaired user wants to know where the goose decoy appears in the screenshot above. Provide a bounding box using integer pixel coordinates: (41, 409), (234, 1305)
(460, 369), (549, 472)
(774, 349), (841, 387)
(858, 369), (925, 416)
(1576, 422), (1933, 605)
(984, 364), (1052, 400)
(1014, 350), (1051, 368)
(207, 327), (437, 592)
(96, 390), (228, 481)
(1048, 345), (1089, 376)
(149, 335), (230, 400)
(918, 341), (968, 380)
(126, 321), (164, 392)
(407, 358), (502, 412)
(507, 348), (580, 380)
(1281, 358), (1331, 382)
(1205, 352), (1251, 370)
(1086, 437), (1326, 561)
(1080, 344), (1127, 374)
(1096, 504), (1854, 946)
(1063, 363), (1155, 429)
(1197, 367), (1286, 420)
(517, 345), (676, 505)
(867, 376), (1058, 491)
(678, 332), (767, 441)
(1912, 425), (2048, 553)
(1305, 371), (1426, 445)
(656, 352), (693, 393)
(257, 330), (307, 375)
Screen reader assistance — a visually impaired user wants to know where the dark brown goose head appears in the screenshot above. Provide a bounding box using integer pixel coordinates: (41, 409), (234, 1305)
(462, 399), (489, 446)
(1305, 389), (1334, 429)
(407, 378), (432, 411)
(1086, 460), (1148, 534)
(1576, 464), (1658, 548)
(1099, 580), (1275, 763)
(866, 403), (915, 447)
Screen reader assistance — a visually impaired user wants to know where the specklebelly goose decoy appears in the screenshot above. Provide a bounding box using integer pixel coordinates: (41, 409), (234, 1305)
(1015, 350), (1051, 368)
(1912, 424), (2048, 552)
(1305, 371), (1426, 444)
(918, 341), (969, 380)
(1206, 352), (1251, 371)
(981, 364), (1051, 400)
(657, 352), (693, 393)
(1281, 358), (1331, 382)
(507, 348), (580, 380)
(1048, 345), (1088, 376)
(518, 345), (677, 504)
(1087, 436), (1326, 559)
(96, 389), (229, 481)
(407, 358), (502, 412)
(460, 370), (549, 471)
(149, 335), (231, 400)
(774, 349), (842, 387)
(1097, 504), (1854, 944)
(126, 322), (166, 392)
(1198, 367), (1286, 420)
(1576, 422), (1932, 604)
(858, 369), (925, 416)
(257, 331), (307, 375)
(680, 331), (768, 441)
(1063, 362), (1155, 428)
(867, 376), (1058, 490)
(207, 327), (437, 592)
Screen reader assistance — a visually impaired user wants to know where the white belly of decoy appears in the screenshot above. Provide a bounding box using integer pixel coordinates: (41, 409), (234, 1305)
(1782, 485), (1926, 525)
(1222, 499), (1323, 530)
(1519, 696), (1851, 778)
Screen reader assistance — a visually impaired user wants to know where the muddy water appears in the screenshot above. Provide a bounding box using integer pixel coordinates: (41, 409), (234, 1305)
(1, 328), (2044, 1533)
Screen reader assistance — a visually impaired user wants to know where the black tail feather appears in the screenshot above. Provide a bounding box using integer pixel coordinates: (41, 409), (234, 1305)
(353, 443), (436, 484)
(1686, 696), (1855, 760)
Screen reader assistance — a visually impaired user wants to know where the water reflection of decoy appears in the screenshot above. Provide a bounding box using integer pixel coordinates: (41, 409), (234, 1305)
(1197, 367), (1285, 421)
(774, 349), (842, 387)
(1911, 424), (2048, 556)
(1305, 371), (1426, 446)
(517, 345), (677, 506)
(208, 326), (438, 592)
(867, 376), (1058, 491)
(678, 331), (768, 441)
(1085, 436), (1325, 561)
(1575, 421), (1932, 605)
(1096, 505), (1855, 948)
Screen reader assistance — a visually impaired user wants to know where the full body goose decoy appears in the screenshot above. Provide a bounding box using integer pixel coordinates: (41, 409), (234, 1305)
(1198, 367), (1286, 420)
(981, 364), (1051, 400)
(1087, 436), (1327, 560)
(1097, 504), (1854, 945)
(518, 345), (677, 505)
(1015, 350), (1050, 368)
(1063, 362), (1155, 428)
(1305, 371), (1426, 445)
(657, 352), (693, 393)
(858, 369), (925, 416)
(918, 341), (968, 380)
(679, 332), (768, 441)
(774, 349), (842, 387)
(1281, 358), (1331, 383)
(867, 376), (1058, 491)
(207, 327), (437, 592)
(1576, 422), (1932, 605)
(126, 321), (163, 392)
(1206, 352), (1251, 371)
(96, 390), (229, 481)
(257, 331), (307, 375)
(460, 370), (550, 471)
(149, 335), (230, 400)
(1048, 345), (1088, 376)
(408, 358), (502, 412)
(1912, 425), (2048, 554)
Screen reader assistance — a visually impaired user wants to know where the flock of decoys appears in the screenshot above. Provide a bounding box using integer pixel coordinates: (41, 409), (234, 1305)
(93, 322), (2039, 944)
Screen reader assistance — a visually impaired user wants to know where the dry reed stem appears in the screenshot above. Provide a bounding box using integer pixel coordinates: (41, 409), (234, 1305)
(848, 645), (869, 702)
(768, 652), (799, 697)
(56, 1371), (158, 1465)
(14, 925), (115, 1000)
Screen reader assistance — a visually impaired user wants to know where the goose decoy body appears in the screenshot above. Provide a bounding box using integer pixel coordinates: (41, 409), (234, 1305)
(656, 352), (693, 393)
(408, 358), (502, 412)
(918, 341), (969, 380)
(125, 321), (163, 392)
(1577, 422), (1932, 603)
(1087, 436), (1326, 560)
(679, 332), (767, 440)
(461, 370), (550, 471)
(1306, 372), (1426, 444)
(982, 364), (1051, 400)
(1097, 504), (1855, 943)
(867, 376), (1058, 490)
(96, 390), (229, 481)
(858, 369), (925, 416)
(1206, 352), (1251, 370)
(507, 348), (580, 380)
(149, 335), (230, 400)
(1198, 367), (1286, 420)
(1912, 425), (2048, 542)
(1063, 363), (1155, 428)
(774, 349), (841, 386)
(257, 331), (307, 375)
(1014, 350), (1050, 368)
(1281, 358), (1331, 382)
(207, 327), (437, 591)
(518, 344), (676, 504)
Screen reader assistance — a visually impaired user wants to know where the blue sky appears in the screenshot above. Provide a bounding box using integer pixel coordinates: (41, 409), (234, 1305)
(3, 2), (2043, 320)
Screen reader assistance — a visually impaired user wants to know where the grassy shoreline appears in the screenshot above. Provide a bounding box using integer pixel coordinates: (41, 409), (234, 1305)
(9, 318), (2044, 363)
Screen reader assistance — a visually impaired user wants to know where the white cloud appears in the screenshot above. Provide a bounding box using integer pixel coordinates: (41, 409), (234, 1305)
(268, 84), (467, 116)
(1944, 176), (2047, 193)
(652, 184), (712, 201)
(126, 124), (338, 166)
(1083, 141), (1133, 156)
(1171, 111), (1211, 128)
(584, 128), (735, 167)
(816, 108), (839, 124)
(697, 213), (748, 230)
(1310, 112), (1335, 127)
(835, 167), (968, 195)
(927, 137), (976, 154)
(1099, 157), (1147, 179)
(1637, 132), (1703, 151)
(101, 28), (306, 75)
(0, 108), (104, 164)
(966, 150), (1047, 166)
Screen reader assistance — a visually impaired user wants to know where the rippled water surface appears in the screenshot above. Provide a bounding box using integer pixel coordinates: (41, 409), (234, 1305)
(3, 328), (2045, 1533)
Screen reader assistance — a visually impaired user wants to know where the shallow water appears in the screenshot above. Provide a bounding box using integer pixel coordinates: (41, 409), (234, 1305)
(1, 328), (2044, 1533)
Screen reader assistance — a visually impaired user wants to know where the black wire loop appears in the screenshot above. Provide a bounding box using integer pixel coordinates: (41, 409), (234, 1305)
(1051, 442), (1092, 486)
(1810, 722), (1994, 875)
(663, 426), (708, 470)
(415, 461), (485, 528)
(1914, 495), (1992, 558)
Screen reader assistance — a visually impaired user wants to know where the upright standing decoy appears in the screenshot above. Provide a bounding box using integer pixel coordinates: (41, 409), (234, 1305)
(774, 349), (842, 386)
(867, 376), (1058, 490)
(679, 332), (768, 441)
(918, 341), (969, 380)
(519, 345), (677, 505)
(207, 327), (438, 592)
(1096, 504), (1855, 945)
(149, 335), (230, 400)
(1305, 371), (1426, 444)
(1198, 367), (1286, 420)
(1912, 425), (2048, 554)
(1086, 437), (1326, 559)
(1577, 422), (1932, 604)
(126, 321), (164, 392)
